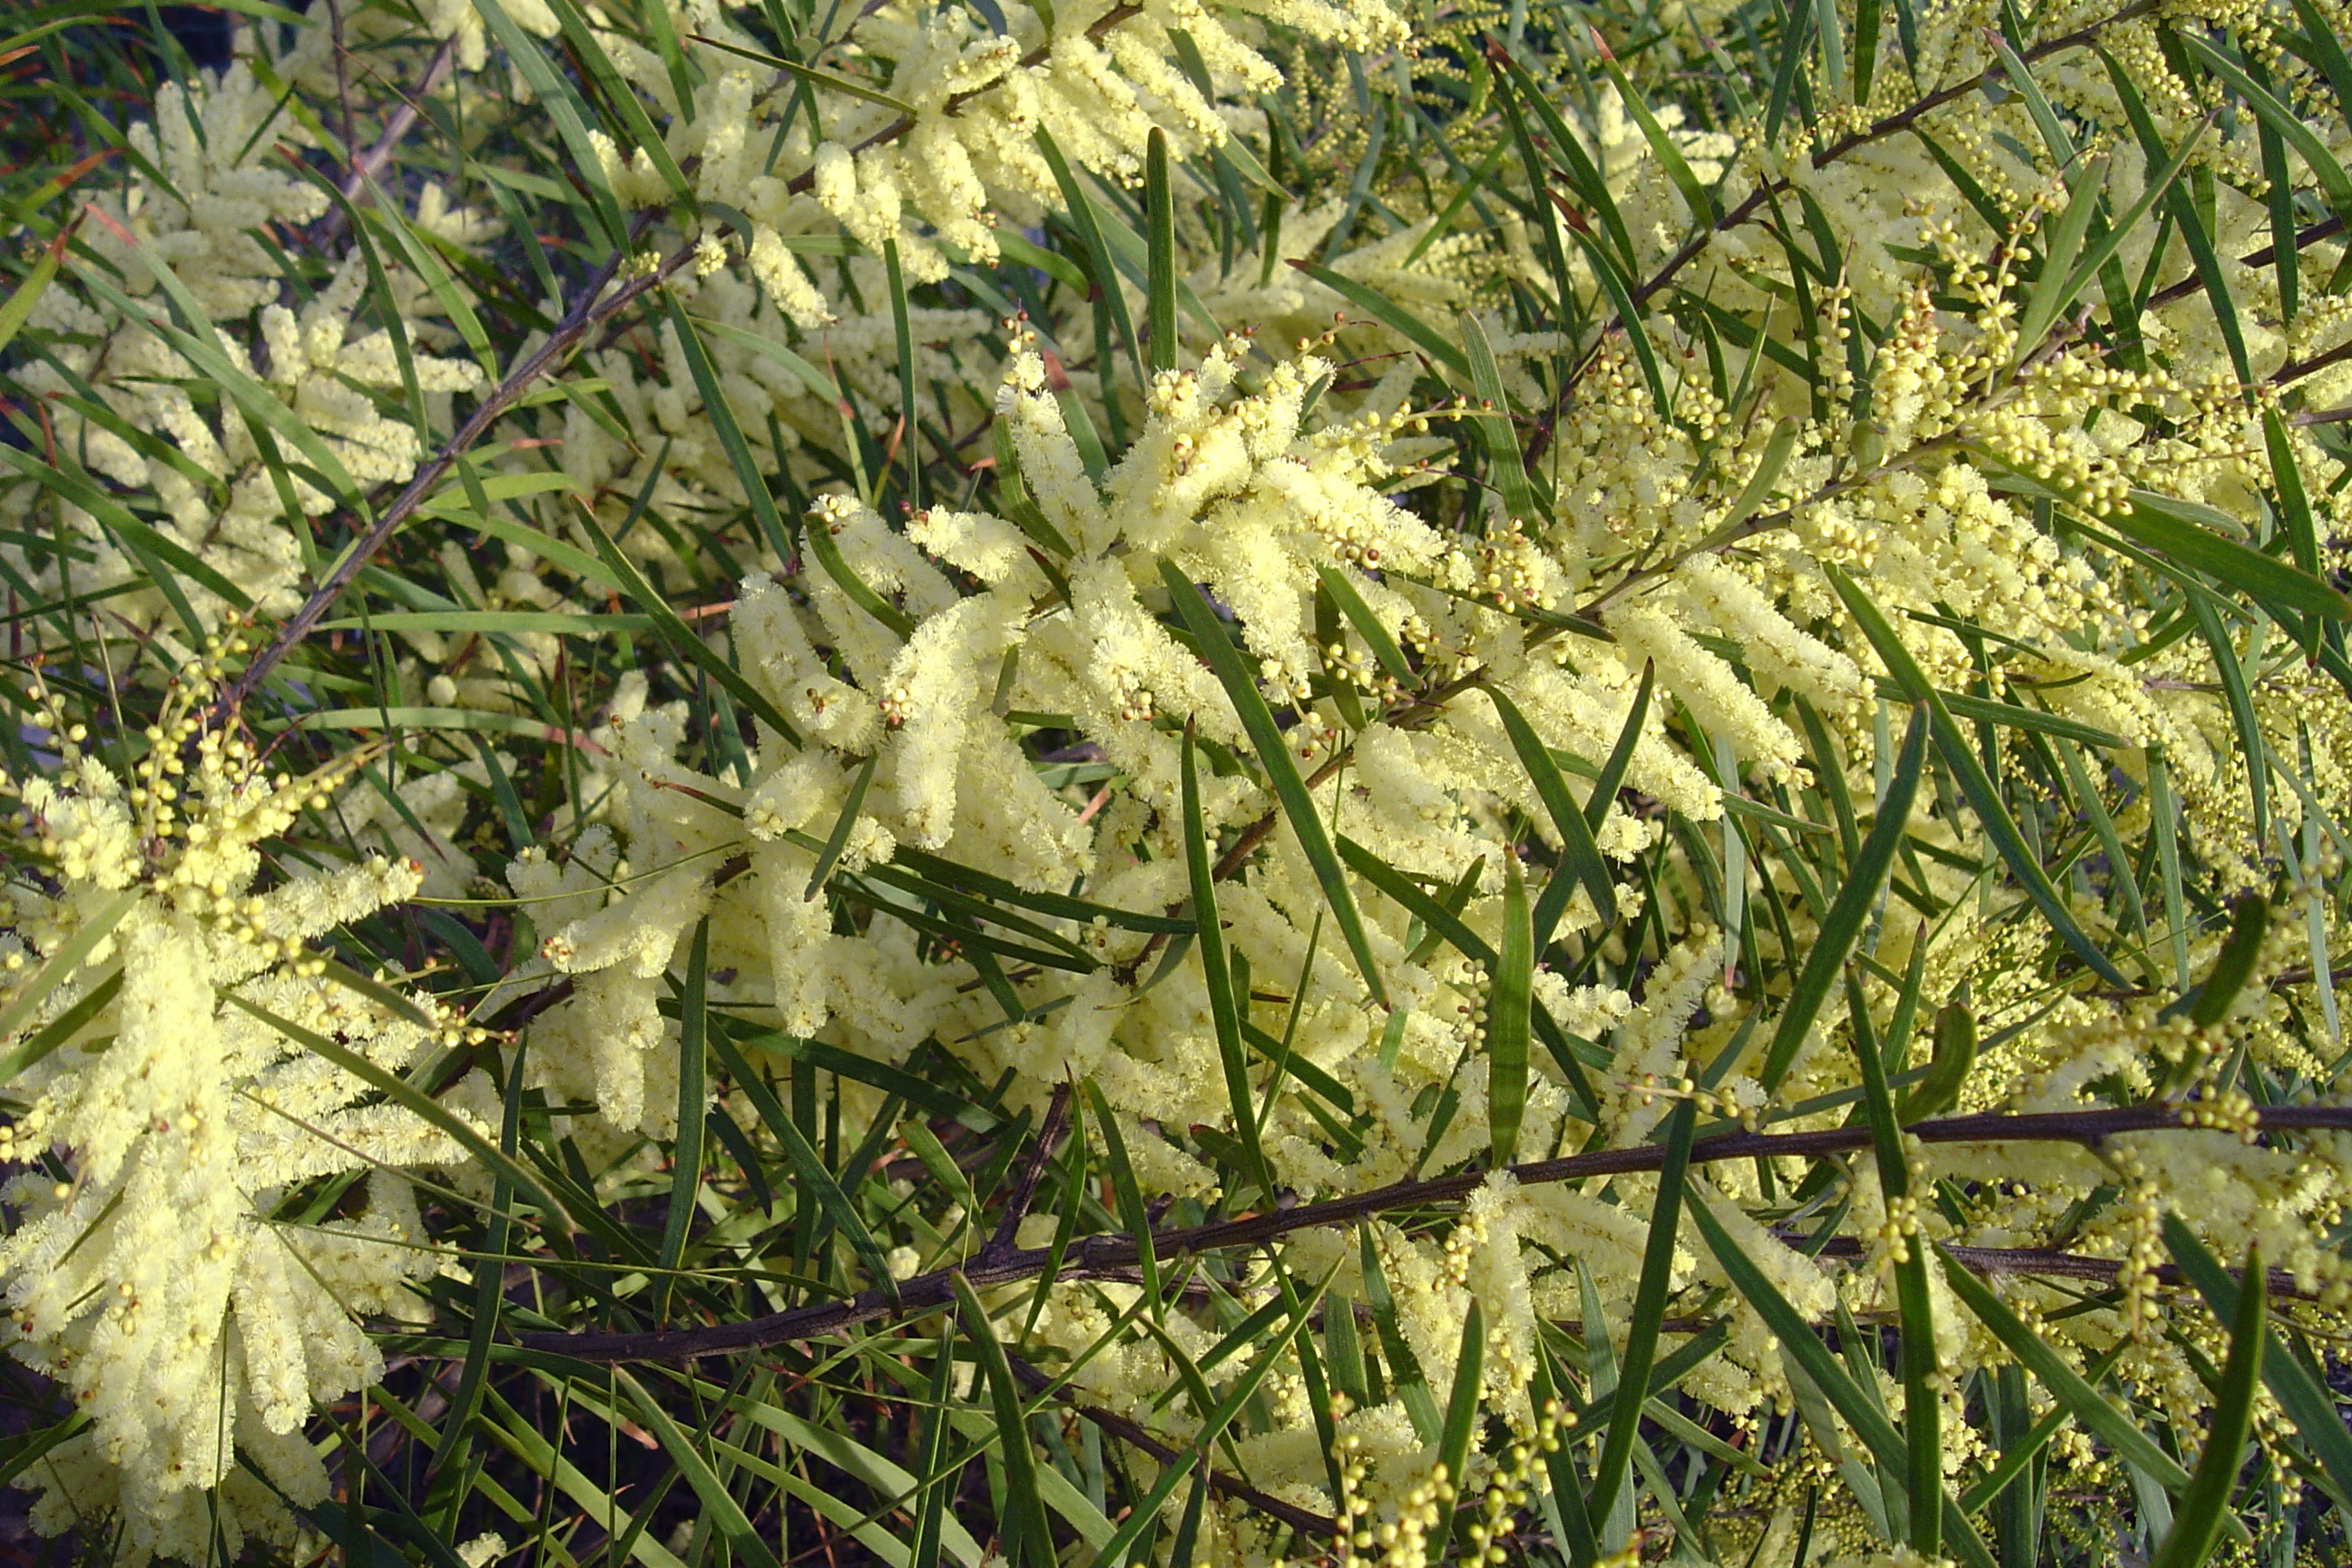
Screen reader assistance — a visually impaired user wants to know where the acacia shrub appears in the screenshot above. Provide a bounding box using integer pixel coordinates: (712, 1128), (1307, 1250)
(2, 0), (2352, 1563)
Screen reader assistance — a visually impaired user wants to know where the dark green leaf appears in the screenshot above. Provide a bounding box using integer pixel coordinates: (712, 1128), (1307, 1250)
(1146, 128), (1177, 375)
(1588, 1099), (1694, 1521)
(804, 752), (880, 899)
(2189, 894), (2269, 1027)
(1830, 567), (2130, 986)
(1759, 707), (1926, 1091)
(574, 503), (803, 745)
(1489, 858), (1534, 1167)
(1160, 560), (1386, 1005)
(2162, 1216), (2352, 1513)
(1181, 722), (1273, 1200)
(2150, 1244), (2263, 1568)
(1438, 1298), (1486, 1498)
(1285, 260), (1470, 377)
(2113, 490), (2351, 622)
(951, 1271), (1054, 1567)
(656, 919), (710, 1319)
(1486, 685), (1619, 936)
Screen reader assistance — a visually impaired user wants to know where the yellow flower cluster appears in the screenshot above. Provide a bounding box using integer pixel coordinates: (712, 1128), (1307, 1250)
(0, 653), (485, 1560)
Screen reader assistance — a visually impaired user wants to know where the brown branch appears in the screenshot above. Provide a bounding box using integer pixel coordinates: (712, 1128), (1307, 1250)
(514, 1102), (2352, 1363)
(348, 40), (460, 201)
(2147, 214), (2345, 312)
(309, 40), (460, 250)
(328, 0), (358, 192)
(2275, 335), (2352, 391)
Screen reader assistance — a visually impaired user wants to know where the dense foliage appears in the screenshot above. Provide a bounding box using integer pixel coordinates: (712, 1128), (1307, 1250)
(6, 0), (2352, 1562)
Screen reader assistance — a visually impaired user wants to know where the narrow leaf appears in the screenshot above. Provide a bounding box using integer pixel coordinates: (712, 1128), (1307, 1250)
(0, 221), (65, 358)
(950, 1272), (1054, 1566)
(1182, 722), (1274, 1201)
(1460, 311), (1543, 524)
(2149, 1245), (2263, 1568)
(574, 502), (802, 745)
(1830, 567), (2131, 986)
(1285, 260), (1471, 377)
(1036, 129), (1141, 380)
(1146, 128), (1177, 375)
(1699, 1203), (2000, 1568)
(0, 887), (139, 1064)
(611, 1369), (785, 1568)
(1587, 661), (1653, 833)
(711, 1022), (899, 1296)
(1489, 858), (1534, 1167)
(1936, 1250), (2202, 1497)
(1160, 560), (1386, 1006)
(1759, 707), (1926, 1091)
(2162, 1216), (2352, 1513)
(1848, 968), (1939, 1554)
(1438, 1299), (1486, 1494)
(656, 920), (710, 1320)
(2114, 490), (2351, 622)
(804, 752), (880, 899)
(1587, 1099), (1694, 1520)
(2188, 894), (2269, 1027)
(1316, 564), (1417, 685)
(1554, 210), (1672, 418)
(1485, 686), (1619, 934)
(688, 31), (916, 113)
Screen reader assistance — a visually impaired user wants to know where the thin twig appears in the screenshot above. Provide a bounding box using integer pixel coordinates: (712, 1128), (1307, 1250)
(216, 211), (677, 721)
(2276, 335), (2352, 390)
(2146, 214), (2345, 311)
(1514, 0), (2158, 468)
(982, 1082), (1073, 1261)
(219, 6), (1152, 718)
(328, 0), (357, 189)
(326, 39), (458, 219)
(1007, 1356), (1340, 1538)
(514, 1101), (2352, 1362)
(1800, 1236), (2318, 1299)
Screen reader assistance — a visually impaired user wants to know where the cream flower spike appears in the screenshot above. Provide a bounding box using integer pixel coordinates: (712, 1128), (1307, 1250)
(0, 658), (484, 1561)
